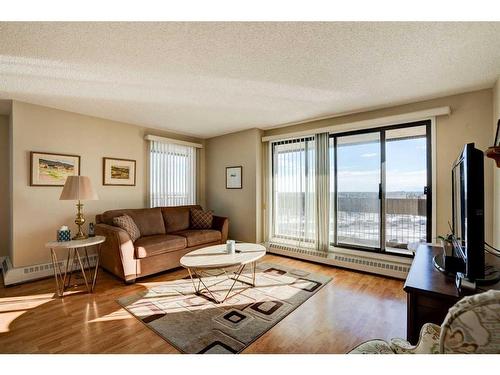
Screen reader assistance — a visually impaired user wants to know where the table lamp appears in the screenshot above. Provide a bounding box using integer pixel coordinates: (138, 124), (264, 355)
(60, 176), (98, 240)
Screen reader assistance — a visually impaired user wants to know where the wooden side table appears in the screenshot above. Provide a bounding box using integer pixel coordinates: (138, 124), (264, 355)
(45, 236), (106, 297)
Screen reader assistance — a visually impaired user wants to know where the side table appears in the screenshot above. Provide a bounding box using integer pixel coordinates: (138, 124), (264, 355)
(45, 236), (106, 297)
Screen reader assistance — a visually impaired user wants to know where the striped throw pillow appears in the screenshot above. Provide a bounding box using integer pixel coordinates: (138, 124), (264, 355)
(190, 208), (213, 229)
(113, 214), (141, 242)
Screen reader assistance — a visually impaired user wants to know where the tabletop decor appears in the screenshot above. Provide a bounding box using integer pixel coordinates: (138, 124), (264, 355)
(118, 261), (331, 354)
(226, 239), (236, 254)
(57, 225), (71, 242)
(103, 157), (136, 186)
(88, 222), (95, 237)
(226, 165), (242, 189)
(30, 151), (80, 186)
(60, 176), (98, 239)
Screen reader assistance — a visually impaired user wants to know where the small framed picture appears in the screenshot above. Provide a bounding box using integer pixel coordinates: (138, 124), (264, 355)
(103, 157), (136, 186)
(30, 151), (80, 186)
(226, 166), (242, 189)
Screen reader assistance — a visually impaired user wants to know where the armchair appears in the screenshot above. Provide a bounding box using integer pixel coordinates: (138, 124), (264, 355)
(348, 289), (500, 354)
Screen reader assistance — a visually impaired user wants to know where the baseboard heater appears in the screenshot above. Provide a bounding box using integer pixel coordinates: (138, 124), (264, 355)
(1, 254), (99, 286)
(267, 242), (412, 279)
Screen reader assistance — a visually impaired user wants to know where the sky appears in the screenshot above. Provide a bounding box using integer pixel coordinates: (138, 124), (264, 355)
(275, 135), (427, 193)
(336, 136), (427, 192)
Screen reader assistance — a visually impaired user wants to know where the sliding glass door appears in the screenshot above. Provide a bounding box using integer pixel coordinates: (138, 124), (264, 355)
(384, 125), (429, 254)
(329, 121), (431, 254)
(335, 132), (381, 249)
(270, 120), (432, 256)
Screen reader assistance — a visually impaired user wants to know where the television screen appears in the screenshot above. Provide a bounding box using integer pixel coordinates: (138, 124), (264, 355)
(452, 156), (466, 260)
(451, 143), (484, 280)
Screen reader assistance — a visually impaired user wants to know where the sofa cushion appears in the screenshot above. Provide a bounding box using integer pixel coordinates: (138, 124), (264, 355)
(112, 214), (141, 242)
(134, 234), (187, 259)
(173, 229), (221, 247)
(161, 205), (201, 233)
(190, 208), (213, 229)
(102, 208), (166, 236)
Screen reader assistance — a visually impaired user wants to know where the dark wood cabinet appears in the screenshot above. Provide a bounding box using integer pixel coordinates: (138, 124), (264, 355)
(404, 244), (500, 344)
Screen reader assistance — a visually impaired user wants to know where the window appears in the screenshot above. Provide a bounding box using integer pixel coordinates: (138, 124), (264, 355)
(149, 140), (196, 207)
(269, 120), (432, 256)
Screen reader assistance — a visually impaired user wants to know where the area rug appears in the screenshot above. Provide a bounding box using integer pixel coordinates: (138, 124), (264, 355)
(117, 262), (331, 353)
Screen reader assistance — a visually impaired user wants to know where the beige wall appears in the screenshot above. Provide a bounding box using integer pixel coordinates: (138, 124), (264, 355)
(493, 78), (500, 249)
(10, 101), (204, 267)
(205, 128), (263, 243)
(264, 89), (494, 244)
(0, 115), (10, 258)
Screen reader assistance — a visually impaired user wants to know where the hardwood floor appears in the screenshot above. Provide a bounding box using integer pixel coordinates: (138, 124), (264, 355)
(0, 254), (406, 353)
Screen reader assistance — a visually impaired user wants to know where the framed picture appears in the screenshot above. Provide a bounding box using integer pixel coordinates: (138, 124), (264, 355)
(226, 166), (242, 189)
(103, 157), (136, 186)
(30, 151), (80, 186)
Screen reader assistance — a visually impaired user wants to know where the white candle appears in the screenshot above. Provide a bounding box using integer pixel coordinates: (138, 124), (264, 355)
(226, 240), (235, 254)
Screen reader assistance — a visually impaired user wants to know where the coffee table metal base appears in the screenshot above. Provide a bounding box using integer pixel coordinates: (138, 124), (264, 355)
(187, 261), (256, 304)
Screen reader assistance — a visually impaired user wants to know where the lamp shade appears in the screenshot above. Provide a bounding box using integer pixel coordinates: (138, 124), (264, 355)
(59, 176), (98, 201)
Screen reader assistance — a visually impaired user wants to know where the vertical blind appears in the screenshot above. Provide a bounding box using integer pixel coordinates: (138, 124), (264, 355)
(271, 137), (317, 249)
(149, 140), (196, 207)
(315, 133), (330, 251)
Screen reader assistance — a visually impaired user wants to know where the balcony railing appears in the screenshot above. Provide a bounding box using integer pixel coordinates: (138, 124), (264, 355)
(273, 193), (427, 250)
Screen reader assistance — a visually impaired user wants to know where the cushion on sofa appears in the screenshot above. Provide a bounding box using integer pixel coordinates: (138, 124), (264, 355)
(112, 214), (141, 242)
(172, 229), (221, 247)
(190, 208), (213, 229)
(134, 234), (187, 258)
(102, 208), (166, 236)
(161, 205), (201, 233)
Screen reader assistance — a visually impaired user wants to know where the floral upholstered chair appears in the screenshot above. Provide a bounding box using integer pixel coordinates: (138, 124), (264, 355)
(348, 289), (500, 354)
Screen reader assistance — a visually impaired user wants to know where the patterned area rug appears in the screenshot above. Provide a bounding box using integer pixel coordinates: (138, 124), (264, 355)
(117, 262), (331, 353)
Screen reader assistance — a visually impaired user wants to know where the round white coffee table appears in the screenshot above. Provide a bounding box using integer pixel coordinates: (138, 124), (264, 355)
(180, 243), (266, 303)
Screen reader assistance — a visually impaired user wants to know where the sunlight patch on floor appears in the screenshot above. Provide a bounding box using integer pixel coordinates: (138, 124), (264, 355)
(0, 293), (55, 333)
(88, 308), (134, 323)
(0, 311), (26, 333)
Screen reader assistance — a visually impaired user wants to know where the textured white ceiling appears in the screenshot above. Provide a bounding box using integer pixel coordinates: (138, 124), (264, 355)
(0, 22), (499, 138)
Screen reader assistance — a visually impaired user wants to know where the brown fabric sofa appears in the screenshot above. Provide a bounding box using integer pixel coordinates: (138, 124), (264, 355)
(95, 205), (228, 283)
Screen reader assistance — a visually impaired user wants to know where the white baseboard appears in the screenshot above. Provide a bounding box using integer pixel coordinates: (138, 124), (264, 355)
(266, 243), (412, 279)
(1, 254), (98, 286)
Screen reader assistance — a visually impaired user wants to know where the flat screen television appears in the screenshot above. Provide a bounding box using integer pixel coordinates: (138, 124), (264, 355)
(451, 143), (485, 281)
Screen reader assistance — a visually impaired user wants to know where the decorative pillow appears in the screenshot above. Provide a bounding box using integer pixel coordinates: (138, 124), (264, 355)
(113, 214), (141, 242)
(190, 208), (213, 229)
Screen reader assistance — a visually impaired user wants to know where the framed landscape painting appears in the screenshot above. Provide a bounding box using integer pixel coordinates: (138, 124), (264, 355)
(226, 166), (242, 189)
(30, 151), (80, 186)
(103, 157), (136, 186)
